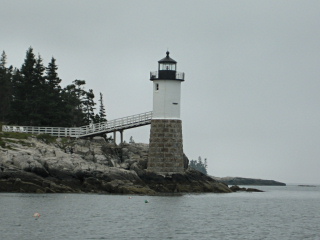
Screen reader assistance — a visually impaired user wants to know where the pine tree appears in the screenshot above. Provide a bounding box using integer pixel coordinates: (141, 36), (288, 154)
(83, 89), (96, 125)
(61, 80), (87, 126)
(9, 47), (50, 125)
(44, 57), (64, 126)
(0, 51), (12, 122)
(3, 48), (100, 128)
(46, 57), (61, 89)
(31, 54), (47, 125)
(0, 51), (6, 69)
(99, 92), (106, 121)
(9, 68), (23, 124)
(189, 156), (208, 175)
(61, 83), (82, 126)
(10, 47), (38, 125)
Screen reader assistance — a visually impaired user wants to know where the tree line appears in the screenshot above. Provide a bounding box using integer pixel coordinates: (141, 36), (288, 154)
(0, 47), (106, 127)
(189, 156), (208, 175)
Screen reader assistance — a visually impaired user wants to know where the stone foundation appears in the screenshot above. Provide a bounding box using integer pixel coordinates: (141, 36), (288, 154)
(147, 119), (184, 174)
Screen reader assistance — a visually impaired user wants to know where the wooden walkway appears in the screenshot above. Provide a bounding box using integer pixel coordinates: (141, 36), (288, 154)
(2, 111), (152, 139)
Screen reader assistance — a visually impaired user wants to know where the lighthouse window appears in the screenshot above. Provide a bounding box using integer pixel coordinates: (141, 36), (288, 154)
(160, 63), (176, 71)
(155, 83), (159, 91)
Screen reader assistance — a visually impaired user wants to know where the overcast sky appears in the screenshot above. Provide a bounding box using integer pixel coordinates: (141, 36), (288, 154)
(1, 0), (320, 184)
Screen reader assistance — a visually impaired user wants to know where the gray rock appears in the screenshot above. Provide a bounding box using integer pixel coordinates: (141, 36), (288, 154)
(0, 137), (232, 194)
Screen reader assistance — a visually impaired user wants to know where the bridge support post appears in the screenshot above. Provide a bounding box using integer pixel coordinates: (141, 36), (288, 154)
(120, 130), (123, 144)
(113, 131), (116, 144)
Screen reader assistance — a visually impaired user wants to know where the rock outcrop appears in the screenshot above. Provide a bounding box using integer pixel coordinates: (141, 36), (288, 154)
(229, 185), (264, 192)
(0, 136), (231, 194)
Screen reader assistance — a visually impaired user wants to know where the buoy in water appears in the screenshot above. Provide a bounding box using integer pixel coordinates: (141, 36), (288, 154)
(33, 213), (40, 219)
(145, 200), (149, 203)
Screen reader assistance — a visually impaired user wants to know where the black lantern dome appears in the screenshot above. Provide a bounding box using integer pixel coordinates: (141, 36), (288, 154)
(158, 51), (177, 71)
(150, 51), (184, 81)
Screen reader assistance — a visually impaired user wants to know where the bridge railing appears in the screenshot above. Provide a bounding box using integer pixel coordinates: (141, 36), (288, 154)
(78, 111), (153, 137)
(1, 125), (81, 138)
(1, 111), (153, 138)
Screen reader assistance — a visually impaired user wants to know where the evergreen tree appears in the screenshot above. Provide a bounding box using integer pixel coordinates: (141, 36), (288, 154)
(30, 54), (47, 125)
(20, 47), (37, 109)
(189, 156), (208, 175)
(3, 48), (100, 128)
(61, 83), (82, 126)
(0, 51), (12, 122)
(10, 47), (43, 125)
(98, 92), (107, 122)
(46, 57), (61, 89)
(129, 136), (135, 144)
(61, 80), (87, 126)
(0, 51), (6, 69)
(93, 92), (107, 123)
(9, 68), (23, 124)
(83, 89), (96, 125)
(9, 47), (38, 125)
(44, 57), (64, 126)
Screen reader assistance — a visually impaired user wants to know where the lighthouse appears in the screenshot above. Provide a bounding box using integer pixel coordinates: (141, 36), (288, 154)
(147, 51), (186, 174)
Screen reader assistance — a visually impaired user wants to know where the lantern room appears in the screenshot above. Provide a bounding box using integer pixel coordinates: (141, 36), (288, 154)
(150, 51), (184, 81)
(158, 51), (177, 71)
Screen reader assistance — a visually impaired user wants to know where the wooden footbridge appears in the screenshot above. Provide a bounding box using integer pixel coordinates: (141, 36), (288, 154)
(2, 111), (152, 142)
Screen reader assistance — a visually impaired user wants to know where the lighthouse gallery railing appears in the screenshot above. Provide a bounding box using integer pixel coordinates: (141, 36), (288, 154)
(150, 71), (185, 80)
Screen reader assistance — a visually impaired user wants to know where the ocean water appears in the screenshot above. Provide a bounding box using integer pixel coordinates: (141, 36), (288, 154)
(0, 185), (319, 240)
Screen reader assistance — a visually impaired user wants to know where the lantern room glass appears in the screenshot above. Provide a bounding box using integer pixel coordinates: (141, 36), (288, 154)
(159, 63), (176, 71)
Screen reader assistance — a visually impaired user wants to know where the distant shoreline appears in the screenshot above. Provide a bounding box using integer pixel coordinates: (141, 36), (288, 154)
(212, 176), (286, 186)
(298, 185), (317, 187)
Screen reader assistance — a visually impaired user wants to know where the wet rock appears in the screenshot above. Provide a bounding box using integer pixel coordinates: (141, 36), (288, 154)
(139, 169), (232, 193)
(230, 185), (264, 192)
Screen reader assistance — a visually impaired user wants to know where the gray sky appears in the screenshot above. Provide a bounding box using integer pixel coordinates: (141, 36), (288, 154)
(1, 0), (320, 184)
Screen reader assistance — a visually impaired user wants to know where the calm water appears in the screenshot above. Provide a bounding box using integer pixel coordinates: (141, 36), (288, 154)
(0, 185), (320, 240)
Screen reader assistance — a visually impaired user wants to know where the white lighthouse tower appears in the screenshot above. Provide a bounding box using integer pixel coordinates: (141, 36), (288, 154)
(150, 51), (184, 119)
(148, 51), (186, 174)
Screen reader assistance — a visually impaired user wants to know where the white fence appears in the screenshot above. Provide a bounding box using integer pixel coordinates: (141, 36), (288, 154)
(2, 111), (153, 138)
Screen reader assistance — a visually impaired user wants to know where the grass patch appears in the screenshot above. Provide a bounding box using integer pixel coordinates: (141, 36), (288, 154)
(0, 122), (33, 148)
(1, 122), (32, 139)
(1, 131), (31, 139)
(36, 133), (57, 144)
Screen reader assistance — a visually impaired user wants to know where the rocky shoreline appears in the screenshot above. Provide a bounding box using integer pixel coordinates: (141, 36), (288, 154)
(0, 136), (232, 194)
